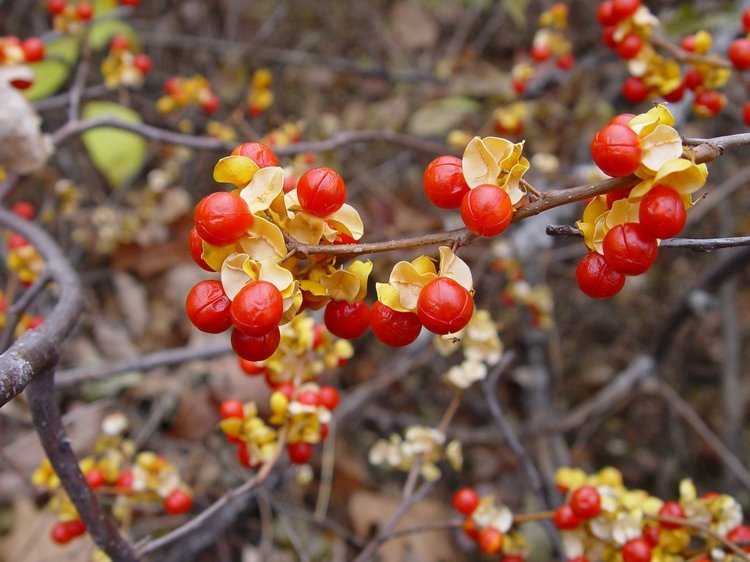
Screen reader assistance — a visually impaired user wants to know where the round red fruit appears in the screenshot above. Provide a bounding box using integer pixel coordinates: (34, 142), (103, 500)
(51, 522), (72, 544)
(602, 26), (618, 49)
(238, 358), (265, 376)
(728, 38), (750, 70)
(616, 33), (643, 59)
(288, 442), (313, 464)
(231, 327), (281, 361)
(319, 386), (340, 410)
(680, 35), (696, 52)
(609, 113), (635, 126)
(188, 227), (213, 271)
(416, 277), (474, 335)
(324, 300), (369, 339)
(297, 390), (321, 407)
(597, 1), (618, 25)
(657, 501), (685, 530)
(576, 252), (625, 299)
(116, 470), (133, 489)
(452, 487), (480, 516)
(219, 399), (244, 419)
(553, 504), (581, 529)
(134, 53), (152, 75)
(606, 187), (631, 206)
(727, 524), (750, 550)
(622, 76), (649, 103)
(744, 101), (750, 127)
(22, 38), (45, 62)
(621, 538), (651, 562)
(570, 486), (602, 519)
(590, 123), (641, 177)
(230, 142), (279, 168)
(556, 53), (574, 70)
(75, 2), (93, 20)
(638, 185), (686, 239)
(370, 301), (422, 347)
(662, 82), (685, 103)
(478, 527), (503, 554)
(612, 0), (640, 20)
(531, 43), (551, 62)
(85, 468), (106, 489)
(460, 185), (513, 237)
(462, 517), (479, 540)
(744, 8), (750, 34)
(683, 68), (702, 91)
(164, 489), (193, 515)
(423, 155), (470, 209)
(48, 0), (66, 15)
(512, 78), (526, 95)
(602, 223), (658, 275)
(185, 280), (232, 333)
(194, 191), (253, 246)
(230, 281), (283, 336)
(11, 201), (36, 219)
(64, 520), (87, 538)
(694, 89), (724, 116)
(110, 36), (130, 52)
(201, 93), (220, 115)
(643, 525), (660, 547)
(296, 167), (347, 217)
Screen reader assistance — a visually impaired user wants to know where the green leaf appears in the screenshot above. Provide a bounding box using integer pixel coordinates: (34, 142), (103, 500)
(23, 36), (79, 101)
(82, 102), (147, 187)
(88, 18), (139, 51)
(502, 0), (528, 28)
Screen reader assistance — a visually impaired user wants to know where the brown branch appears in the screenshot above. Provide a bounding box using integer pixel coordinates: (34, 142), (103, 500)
(650, 32), (732, 69)
(0, 209), (84, 407)
(646, 513), (750, 561)
(27, 368), (138, 561)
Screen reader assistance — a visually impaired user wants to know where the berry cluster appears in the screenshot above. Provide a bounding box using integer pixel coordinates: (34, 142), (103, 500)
(100, 35), (152, 89)
(577, 105), (706, 298)
(32, 414), (192, 549)
(47, 0), (94, 34)
(0, 35), (46, 89)
(729, 9), (750, 125)
(246, 68), (274, 117)
(157, 75), (221, 116)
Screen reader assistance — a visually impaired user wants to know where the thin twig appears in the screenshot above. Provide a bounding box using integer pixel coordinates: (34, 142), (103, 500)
(650, 32), (732, 69)
(646, 513), (750, 561)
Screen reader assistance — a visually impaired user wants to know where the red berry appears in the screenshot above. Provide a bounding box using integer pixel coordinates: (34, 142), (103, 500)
(297, 390), (321, 407)
(230, 281), (283, 336)
(727, 524), (750, 550)
(658, 501), (685, 530)
(643, 525), (660, 547)
(590, 123), (642, 177)
(602, 223), (658, 275)
(597, 1), (618, 25)
(423, 155), (471, 209)
(133, 53), (152, 75)
(194, 191), (253, 246)
(48, 0), (66, 15)
(744, 8), (750, 34)
(231, 327), (281, 361)
(230, 142), (279, 168)
(296, 167), (347, 217)
(75, 2), (93, 20)
(553, 504), (582, 529)
(680, 35), (696, 52)
(85, 467), (106, 489)
(64, 519), (87, 538)
(602, 26), (618, 50)
(744, 101), (750, 127)
(22, 38), (45, 62)
(609, 113), (635, 126)
(26, 315), (44, 329)
(569, 486), (602, 519)
(576, 252), (626, 299)
(512, 78), (526, 95)
(201, 93), (220, 115)
(612, 0), (640, 20)
(319, 386), (340, 411)
(319, 424), (330, 440)
(324, 300), (369, 339)
(116, 470), (133, 490)
(219, 399), (244, 419)
(460, 185), (513, 237)
(606, 186), (631, 206)
(188, 227), (213, 271)
(185, 280), (232, 334)
(287, 442), (313, 464)
(662, 82), (685, 103)
(694, 89), (724, 116)
(622, 76), (649, 103)
(7, 233), (28, 249)
(164, 489), (193, 515)
(11, 201), (36, 219)
(416, 277), (474, 335)
(51, 522), (72, 544)
(616, 33), (643, 59)
(120, 0), (140, 6)
(478, 527), (503, 554)
(451, 487), (480, 516)
(238, 357), (265, 376)
(462, 517), (479, 540)
(109, 36), (130, 52)
(164, 76), (181, 96)
(638, 186), (686, 239)
(683, 68), (702, 91)
(621, 538), (651, 562)
(275, 381), (295, 401)
(531, 44), (551, 62)
(728, 38), (750, 70)
(556, 53), (575, 70)
(370, 301), (422, 347)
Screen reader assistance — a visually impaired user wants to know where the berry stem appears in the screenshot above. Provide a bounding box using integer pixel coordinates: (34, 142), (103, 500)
(645, 513), (750, 561)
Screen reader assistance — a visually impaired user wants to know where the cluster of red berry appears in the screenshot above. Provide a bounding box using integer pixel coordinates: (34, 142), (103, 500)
(730, 10), (750, 125)
(0, 35), (45, 89)
(47, 0), (93, 20)
(108, 35), (152, 76)
(159, 76), (221, 115)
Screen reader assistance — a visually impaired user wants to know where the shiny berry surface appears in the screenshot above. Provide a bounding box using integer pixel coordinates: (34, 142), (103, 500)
(185, 280), (232, 333)
(462, 517), (479, 540)
(662, 82), (685, 103)
(51, 522), (72, 544)
(658, 501), (685, 529)
(231, 142), (279, 168)
(48, 0), (66, 15)
(602, 223), (658, 275)
(478, 527), (503, 554)
(460, 185), (513, 237)
(287, 442), (313, 464)
(370, 301), (422, 347)
(728, 38), (750, 70)
(11, 201), (36, 219)
(319, 386), (340, 410)
(597, 1), (617, 25)
(188, 227), (213, 271)
(616, 33), (643, 59)
(164, 489), (193, 515)
(230, 281), (283, 336)
(231, 326), (281, 361)
(622, 76), (649, 103)
(75, 2), (93, 20)
(576, 252), (625, 299)
(727, 524), (750, 549)
(296, 167), (347, 217)
(531, 43), (551, 62)
(423, 155), (470, 209)
(745, 8), (750, 33)
(684, 68), (702, 91)
(553, 504), (582, 529)
(85, 468), (106, 489)
(201, 93), (220, 115)
(638, 186), (686, 239)
(606, 186), (631, 206)
(694, 89), (724, 116)
(133, 53), (152, 74)
(194, 191), (253, 246)
(22, 38), (45, 62)
(569, 486), (602, 519)
(590, 124), (642, 177)
(452, 487), (480, 516)
(238, 358), (266, 376)
(219, 399), (244, 419)
(621, 538), (652, 562)
(612, 0), (640, 20)
(609, 113), (635, 126)
(417, 277), (474, 335)
(324, 300), (369, 339)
